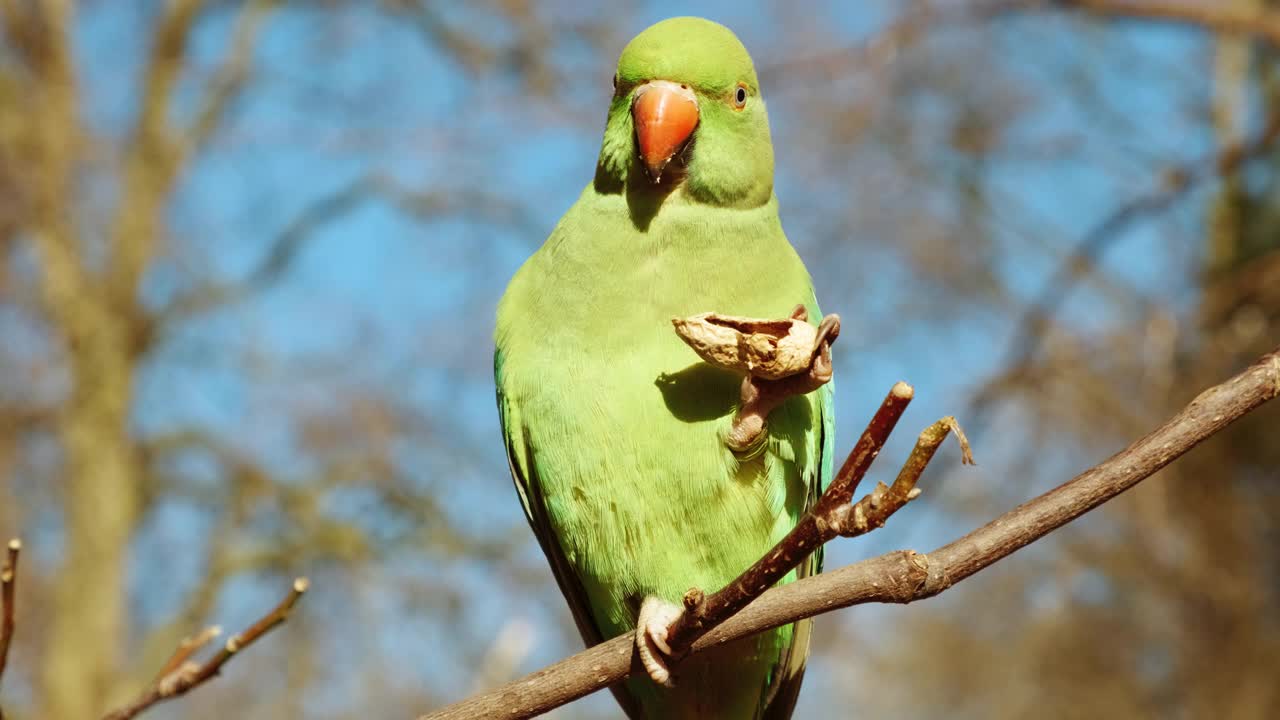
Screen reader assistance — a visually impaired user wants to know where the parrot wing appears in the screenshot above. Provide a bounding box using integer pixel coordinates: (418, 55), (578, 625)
(759, 378), (832, 719)
(495, 353), (643, 718)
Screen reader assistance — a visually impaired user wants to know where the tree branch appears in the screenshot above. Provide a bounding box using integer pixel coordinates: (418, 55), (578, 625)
(1054, 0), (1280, 46)
(760, 0), (1025, 83)
(664, 381), (926, 654)
(153, 624), (223, 683)
(420, 346), (1280, 720)
(100, 577), (309, 720)
(107, 0), (279, 325)
(0, 539), (19, 689)
(186, 0), (278, 153)
(108, 0), (206, 299)
(763, 0), (1280, 98)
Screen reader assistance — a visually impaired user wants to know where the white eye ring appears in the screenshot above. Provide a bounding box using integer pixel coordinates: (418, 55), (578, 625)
(733, 83), (748, 109)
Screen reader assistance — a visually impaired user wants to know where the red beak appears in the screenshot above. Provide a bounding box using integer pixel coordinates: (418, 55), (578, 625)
(632, 81), (699, 182)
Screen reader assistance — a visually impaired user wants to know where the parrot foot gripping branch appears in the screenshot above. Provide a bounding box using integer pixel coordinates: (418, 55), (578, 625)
(641, 371), (975, 684)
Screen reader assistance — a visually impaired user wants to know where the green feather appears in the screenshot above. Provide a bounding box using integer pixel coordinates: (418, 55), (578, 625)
(496, 17), (830, 720)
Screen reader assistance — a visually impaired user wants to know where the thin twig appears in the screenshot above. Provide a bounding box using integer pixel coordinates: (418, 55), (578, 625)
(0, 539), (19, 687)
(153, 624), (222, 683)
(831, 416), (974, 537)
(419, 346), (1280, 720)
(100, 578), (309, 720)
(664, 382), (916, 652)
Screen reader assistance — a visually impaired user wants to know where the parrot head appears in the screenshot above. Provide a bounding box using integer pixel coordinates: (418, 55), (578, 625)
(595, 17), (775, 209)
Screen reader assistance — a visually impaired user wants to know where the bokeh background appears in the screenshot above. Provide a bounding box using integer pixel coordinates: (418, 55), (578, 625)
(0, 1), (1278, 718)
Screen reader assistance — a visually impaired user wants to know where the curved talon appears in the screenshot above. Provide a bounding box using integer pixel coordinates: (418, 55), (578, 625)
(813, 313), (840, 358)
(636, 596), (682, 687)
(810, 336), (834, 385)
(801, 313), (839, 387)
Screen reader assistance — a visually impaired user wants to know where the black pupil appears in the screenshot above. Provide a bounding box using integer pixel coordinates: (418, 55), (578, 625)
(736, 88), (746, 103)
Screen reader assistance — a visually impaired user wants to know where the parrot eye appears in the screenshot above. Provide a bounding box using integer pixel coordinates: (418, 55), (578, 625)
(733, 83), (749, 110)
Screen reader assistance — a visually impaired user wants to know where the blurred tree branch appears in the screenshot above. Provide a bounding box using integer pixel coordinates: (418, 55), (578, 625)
(16, 0), (142, 714)
(0, 0), (288, 715)
(767, 0), (1280, 83)
(0, 540), (14, 720)
(114, 0), (280, 341)
(101, 577), (308, 720)
(0, 540), (19, 694)
(988, 100), (1280, 402)
(1055, 0), (1280, 45)
(383, 0), (495, 70)
(762, 0), (1014, 81)
(155, 175), (538, 327)
(109, 0), (207, 303)
(187, 0), (278, 151)
(422, 346), (1280, 720)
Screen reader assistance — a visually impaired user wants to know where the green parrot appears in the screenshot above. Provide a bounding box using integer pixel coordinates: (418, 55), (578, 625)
(495, 16), (833, 720)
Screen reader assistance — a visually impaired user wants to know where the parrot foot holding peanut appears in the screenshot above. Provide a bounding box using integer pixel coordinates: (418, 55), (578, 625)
(673, 304), (840, 453)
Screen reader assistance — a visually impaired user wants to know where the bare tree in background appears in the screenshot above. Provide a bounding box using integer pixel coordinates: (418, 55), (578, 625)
(794, 3), (1280, 718)
(0, 1), (618, 717)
